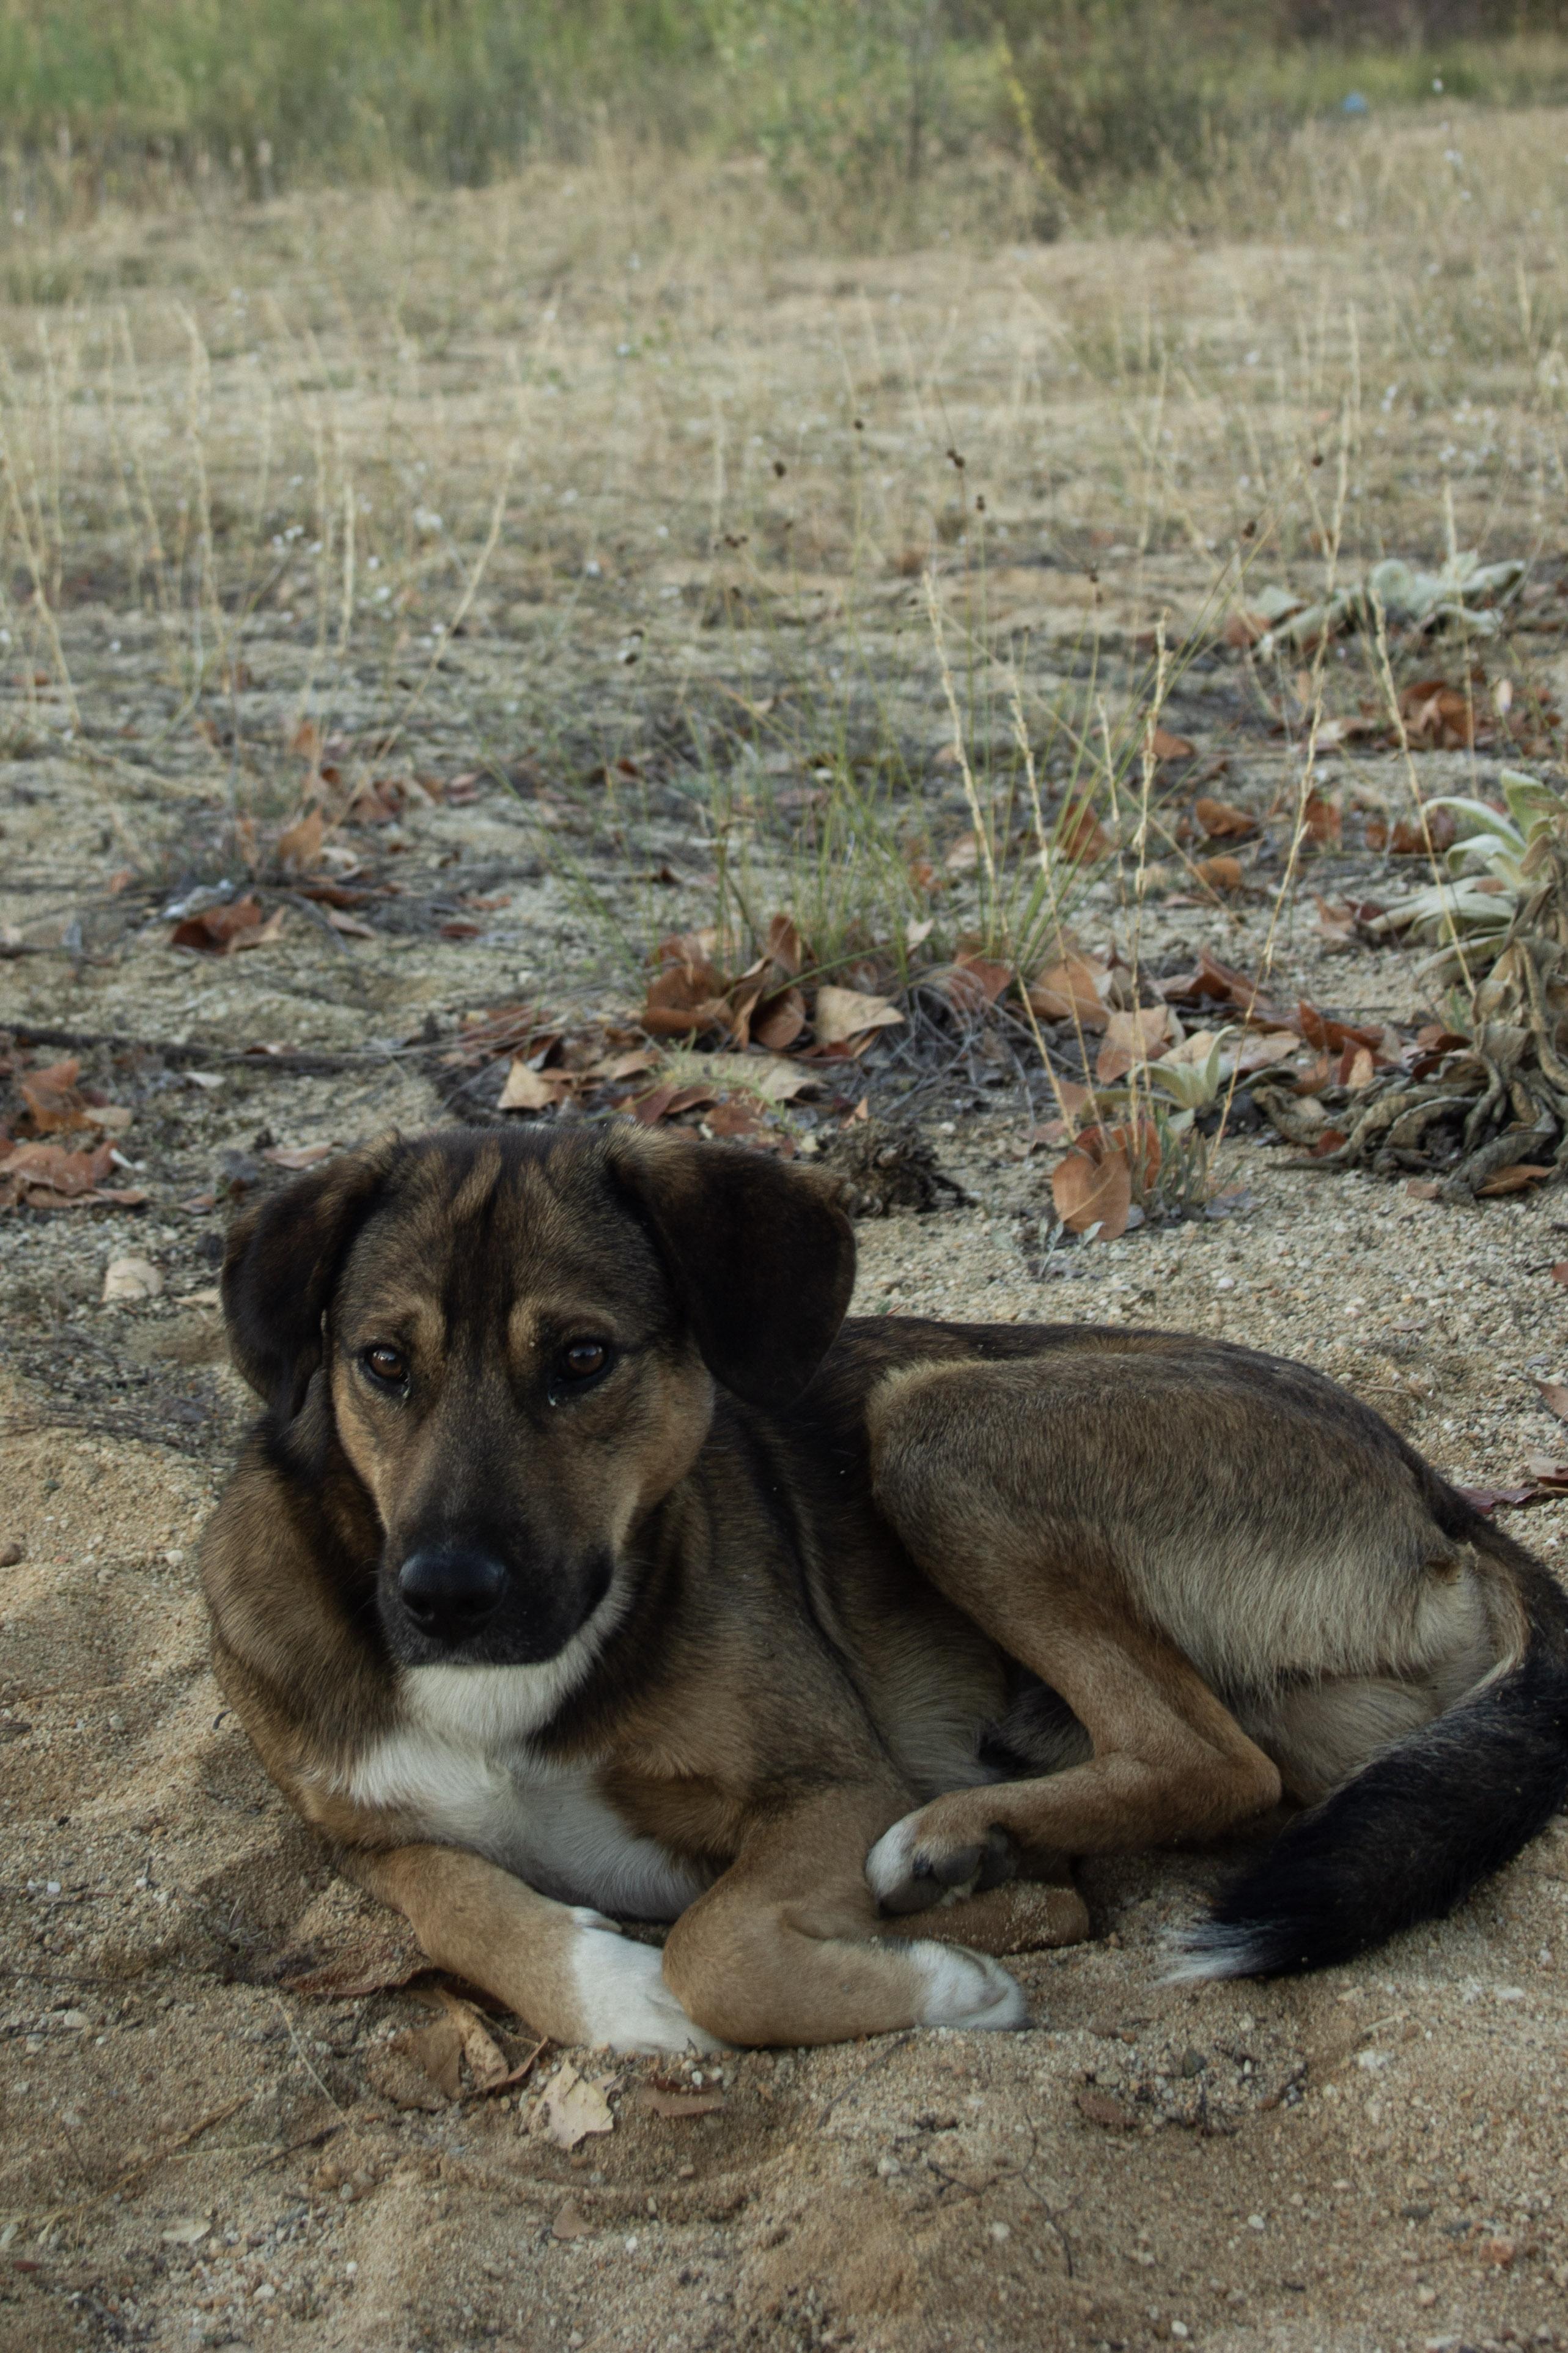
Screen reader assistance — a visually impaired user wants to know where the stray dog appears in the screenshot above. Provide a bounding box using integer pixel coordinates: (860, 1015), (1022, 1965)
(202, 1124), (1568, 2050)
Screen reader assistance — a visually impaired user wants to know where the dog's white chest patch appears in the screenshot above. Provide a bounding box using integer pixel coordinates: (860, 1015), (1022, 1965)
(344, 1663), (705, 1922)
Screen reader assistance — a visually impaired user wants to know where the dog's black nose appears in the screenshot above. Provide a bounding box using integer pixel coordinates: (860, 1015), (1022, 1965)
(397, 1547), (507, 1641)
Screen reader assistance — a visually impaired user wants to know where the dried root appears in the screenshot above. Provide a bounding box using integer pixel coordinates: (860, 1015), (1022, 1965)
(1256, 813), (1568, 1197)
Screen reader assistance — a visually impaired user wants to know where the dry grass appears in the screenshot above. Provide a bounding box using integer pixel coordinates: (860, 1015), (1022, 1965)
(2, 103), (1567, 1108)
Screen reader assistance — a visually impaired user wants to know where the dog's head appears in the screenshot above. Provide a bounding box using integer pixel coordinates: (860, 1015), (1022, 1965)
(221, 1125), (855, 1670)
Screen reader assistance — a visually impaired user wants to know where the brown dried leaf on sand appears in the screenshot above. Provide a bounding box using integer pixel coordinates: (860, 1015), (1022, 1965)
(1051, 1131), (1133, 1241)
(533, 2061), (616, 2149)
(812, 983), (905, 1048)
(432, 1986), (512, 2093)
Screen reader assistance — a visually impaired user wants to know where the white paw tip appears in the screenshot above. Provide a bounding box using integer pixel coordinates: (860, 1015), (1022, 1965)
(910, 1943), (1028, 2031)
(571, 1926), (724, 2055)
(865, 1816), (919, 1904)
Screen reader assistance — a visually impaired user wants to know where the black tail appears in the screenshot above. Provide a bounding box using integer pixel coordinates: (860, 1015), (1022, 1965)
(1172, 1561), (1568, 1980)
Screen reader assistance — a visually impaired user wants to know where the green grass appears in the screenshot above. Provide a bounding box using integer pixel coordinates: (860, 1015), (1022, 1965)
(6, 0), (1568, 234)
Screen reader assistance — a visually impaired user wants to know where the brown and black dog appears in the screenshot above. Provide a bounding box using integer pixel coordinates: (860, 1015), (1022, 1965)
(202, 1122), (1568, 2050)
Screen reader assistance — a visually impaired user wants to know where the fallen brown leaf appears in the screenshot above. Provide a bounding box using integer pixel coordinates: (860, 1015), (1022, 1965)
(1026, 953), (1113, 1031)
(498, 1060), (570, 1113)
(552, 2202), (592, 2241)
(1477, 1164), (1553, 1198)
(1296, 1003), (1384, 1057)
(170, 896), (265, 954)
(630, 1082), (717, 1126)
(1534, 1378), (1568, 1422)
(1234, 1030), (1303, 1076)
(1095, 1005), (1179, 1085)
(1193, 854), (1244, 893)
(392, 2017), (464, 2100)
(702, 1098), (789, 1150)
(276, 807), (325, 873)
(325, 907), (376, 939)
(1150, 726), (1195, 761)
(1055, 802), (1113, 862)
(1157, 945), (1291, 1028)
(1300, 792), (1342, 848)
(1457, 1485), (1537, 1515)
(432, 1987), (511, 2093)
(1314, 896), (1359, 951)
(943, 953), (1012, 1016)
(813, 984), (904, 1047)
(633, 2086), (725, 2119)
(1052, 1133), (1133, 1241)
(753, 986), (807, 1052)
(585, 1049), (657, 1084)
(1193, 796), (1255, 840)
(642, 958), (733, 1041)
(0, 1138), (147, 1211)
(1399, 678), (1477, 751)
(1365, 808), (1458, 855)
(261, 1143), (336, 1170)
(19, 1057), (94, 1134)
(237, 906), (287, 953)
(533, 2062), (615, 2150)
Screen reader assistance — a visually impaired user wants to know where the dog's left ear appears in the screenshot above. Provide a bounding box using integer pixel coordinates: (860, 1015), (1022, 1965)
(222, 1145), (394, 1416)
(608, 1128), (855, 1410)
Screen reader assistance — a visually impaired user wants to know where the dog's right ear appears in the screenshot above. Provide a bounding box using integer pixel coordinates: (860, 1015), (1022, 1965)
(221, 1146), (391, 1416)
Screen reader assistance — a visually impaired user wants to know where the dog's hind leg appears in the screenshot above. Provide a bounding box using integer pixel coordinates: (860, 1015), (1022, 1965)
(864, 1365), (1283, 1915)
(660, 1785), (1031, 2046)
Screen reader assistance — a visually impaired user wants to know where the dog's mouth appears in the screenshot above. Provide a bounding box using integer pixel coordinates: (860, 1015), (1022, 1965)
(378, 1540), (616, 1667)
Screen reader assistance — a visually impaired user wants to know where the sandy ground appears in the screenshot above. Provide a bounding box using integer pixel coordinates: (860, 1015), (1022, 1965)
(6, 824), (1568, 2353)
(6, 135), (1568, 2353)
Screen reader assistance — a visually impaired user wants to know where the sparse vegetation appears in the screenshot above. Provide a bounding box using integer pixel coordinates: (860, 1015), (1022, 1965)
(4, 0), (1568, 236)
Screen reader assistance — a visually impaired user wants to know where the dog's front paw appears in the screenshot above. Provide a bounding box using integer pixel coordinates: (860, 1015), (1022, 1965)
(902, 1940), (1027, 2031)
(567, 1915), (724, 2055)
(867, 1806), (1018, 1916)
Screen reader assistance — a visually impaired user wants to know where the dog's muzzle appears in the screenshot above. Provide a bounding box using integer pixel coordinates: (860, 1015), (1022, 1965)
(396, 1546), (508, 1644)
(385, 1540), (615, 1663)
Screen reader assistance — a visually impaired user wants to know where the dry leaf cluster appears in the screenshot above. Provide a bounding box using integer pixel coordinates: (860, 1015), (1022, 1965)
(0, 1052), (146, 1211)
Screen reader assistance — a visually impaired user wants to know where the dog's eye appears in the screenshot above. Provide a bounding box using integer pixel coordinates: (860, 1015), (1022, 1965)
(558, 1340), (609, 1385)
(361, 1343), (408, 1387)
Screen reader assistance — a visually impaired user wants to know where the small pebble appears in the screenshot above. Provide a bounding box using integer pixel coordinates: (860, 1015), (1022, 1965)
(0, 1542), (21, 1567)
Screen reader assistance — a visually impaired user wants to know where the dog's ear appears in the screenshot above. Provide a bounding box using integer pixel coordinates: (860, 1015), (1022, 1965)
(222, 1147), (391, 1415)
(608, 1128), (855, 1410)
